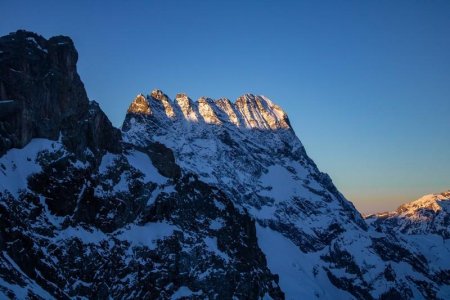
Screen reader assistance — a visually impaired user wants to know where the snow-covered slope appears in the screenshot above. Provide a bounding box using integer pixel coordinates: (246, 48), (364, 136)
(0, 137), (282, 299)
(122, 90), (450, 299)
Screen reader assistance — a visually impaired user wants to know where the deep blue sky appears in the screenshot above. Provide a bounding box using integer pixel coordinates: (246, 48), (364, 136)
(1, 1), (449, 213)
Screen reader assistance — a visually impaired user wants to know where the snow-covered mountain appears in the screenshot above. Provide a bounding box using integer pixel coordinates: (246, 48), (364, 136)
(0, 30), (282, 299)
(0, 30), (449, 299)
(121, 90), (450, 300)
(365, 192), (450, 299)
(366, 191), (450, 237)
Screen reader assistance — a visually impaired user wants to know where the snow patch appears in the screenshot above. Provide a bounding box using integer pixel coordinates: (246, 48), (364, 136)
(213, 199), (226, 211)
(26, 36), (47, 53)
(204, 236), (229, 262)
(171, 286), (202, 299)
(256, 224), (353, 300)
(98, 152), (120, 174)
(125, 150), (166, 184)
(209, 218), (224, 230)
(116, 222), (177, 250)
(55, 226), (108, 244)
(0, 139), (62, 197)
(258, 165), (298, 200)
(113, 173), (129, 192)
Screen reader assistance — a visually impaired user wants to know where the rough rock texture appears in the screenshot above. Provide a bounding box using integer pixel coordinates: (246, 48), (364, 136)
(0, 30), (121, 157)
(0, 145), (283, 298)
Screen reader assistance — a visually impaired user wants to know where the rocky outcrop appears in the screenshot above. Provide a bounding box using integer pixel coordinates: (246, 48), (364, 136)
(197, 97), (222, 125)
(0, 151), (284, 298)
(151, 89), (176, 119)
(234, 94), (291, 129)
(175, 93), (199, 122)
(0, 30), (121, 157)
(127, 94), (151, 115)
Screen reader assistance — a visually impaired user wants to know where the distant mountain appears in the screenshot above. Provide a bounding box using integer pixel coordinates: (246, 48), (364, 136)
(365, 192), (450, 299)
(0, 30), (449, 299)
(366, 191), (450, 237)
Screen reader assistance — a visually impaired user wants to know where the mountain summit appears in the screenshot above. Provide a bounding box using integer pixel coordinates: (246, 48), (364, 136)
(125, 89), (291, 130)
(367, 191), (450, 237)
(0, 31), (449, 299)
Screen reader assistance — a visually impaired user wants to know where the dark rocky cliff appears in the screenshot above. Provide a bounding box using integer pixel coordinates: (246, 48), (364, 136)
(0, 30), (121, 157)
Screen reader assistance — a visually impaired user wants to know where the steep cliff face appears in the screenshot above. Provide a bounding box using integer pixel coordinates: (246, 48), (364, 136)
(1, 30), (449, 300)
(0, 30), (121, 157)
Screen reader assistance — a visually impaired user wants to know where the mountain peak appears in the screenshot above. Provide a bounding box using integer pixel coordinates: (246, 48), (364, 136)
(198, 96), (221, 124)
(175, 92), (198, 122)
(234, 93), (291, 129)
(396, 191), (450, 215)
(124, 91), (292, 131)
(127, 94), (151, 115)
(366, 191), (450, 238)
(175, 93), (190, 100)
(150, 89), (169, 102)
(150, 89), (176, 118)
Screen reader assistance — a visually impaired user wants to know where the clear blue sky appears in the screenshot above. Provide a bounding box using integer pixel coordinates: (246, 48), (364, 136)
(1, 1), (449, 213)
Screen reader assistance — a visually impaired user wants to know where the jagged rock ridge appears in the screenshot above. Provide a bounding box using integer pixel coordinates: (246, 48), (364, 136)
(126, 89), (291, 130)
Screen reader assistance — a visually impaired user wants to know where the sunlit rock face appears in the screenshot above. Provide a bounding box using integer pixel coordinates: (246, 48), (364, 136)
(197, 97), (222, 125)
(151, 89), (176, 119)
(215, 97), (241, 126)
(175, 93), (199, 122)
(235, 94), (291, 129)
(127, 94), (151, 115)
(125, 90), (292, 130)
(127, 90), (177, 119)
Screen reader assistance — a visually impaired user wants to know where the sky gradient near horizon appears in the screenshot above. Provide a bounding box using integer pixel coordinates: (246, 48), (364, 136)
(1, 1), (449, 213)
